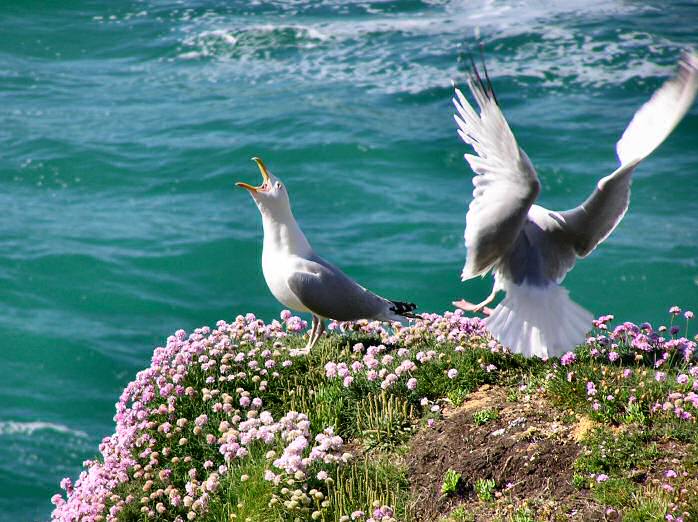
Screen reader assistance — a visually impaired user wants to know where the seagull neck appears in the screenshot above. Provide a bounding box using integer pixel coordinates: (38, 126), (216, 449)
(261, 211), (312, 257)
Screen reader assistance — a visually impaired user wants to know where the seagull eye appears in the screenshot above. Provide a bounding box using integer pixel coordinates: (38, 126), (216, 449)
(275, 182), (282, 189)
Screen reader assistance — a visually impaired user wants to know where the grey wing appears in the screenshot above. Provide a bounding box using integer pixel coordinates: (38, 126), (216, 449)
(287, 259), (390, 321)
(453, 64), (541, 281)
(555, 51), (698, 258)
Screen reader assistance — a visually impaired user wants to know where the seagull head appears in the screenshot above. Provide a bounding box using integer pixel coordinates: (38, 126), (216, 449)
(236, 157), (292, 217)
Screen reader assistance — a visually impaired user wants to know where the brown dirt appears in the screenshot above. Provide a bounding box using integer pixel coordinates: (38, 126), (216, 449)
(405, 385), (606, 521)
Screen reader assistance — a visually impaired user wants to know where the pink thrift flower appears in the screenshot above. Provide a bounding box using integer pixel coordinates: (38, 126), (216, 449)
(586, 381), (597, 396)
(59, 478), (73, 495)
(560, 352), (576, 366)
(325, 362), (338, 378)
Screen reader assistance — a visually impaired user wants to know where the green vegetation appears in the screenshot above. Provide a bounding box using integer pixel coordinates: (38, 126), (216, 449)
(51, 311), (698, 522)
(472, 408), (499, 425)
(474, 478), (496, 502)
(441, 469), (462, 496)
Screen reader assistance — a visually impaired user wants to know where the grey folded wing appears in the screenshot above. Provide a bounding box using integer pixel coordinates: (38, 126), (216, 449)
(287, 258), (390, 321)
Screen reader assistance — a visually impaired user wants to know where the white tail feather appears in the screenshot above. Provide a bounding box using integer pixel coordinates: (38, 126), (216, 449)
(484, 283), (593, 358)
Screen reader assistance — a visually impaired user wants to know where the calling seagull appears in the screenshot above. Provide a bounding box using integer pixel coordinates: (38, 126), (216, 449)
(236, 158), (417, 350)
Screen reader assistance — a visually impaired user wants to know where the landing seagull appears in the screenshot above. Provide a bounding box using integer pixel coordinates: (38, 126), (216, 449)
(237, 157), (417, 350)
(452, 52), (698, 358)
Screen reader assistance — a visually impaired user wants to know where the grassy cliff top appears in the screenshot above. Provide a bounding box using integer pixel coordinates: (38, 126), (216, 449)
(50, 309), (697, 522)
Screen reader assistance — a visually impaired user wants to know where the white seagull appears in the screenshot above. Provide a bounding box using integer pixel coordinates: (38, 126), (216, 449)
(237, 157), (417, 350)
(453, 52), (698, 358)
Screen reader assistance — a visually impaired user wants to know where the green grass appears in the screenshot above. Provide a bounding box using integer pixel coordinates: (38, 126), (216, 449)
(573, 428), (660, 476)
(329, 456), (411, 521)
(207, 450), (276, 521)
(592, 478), (638, 507)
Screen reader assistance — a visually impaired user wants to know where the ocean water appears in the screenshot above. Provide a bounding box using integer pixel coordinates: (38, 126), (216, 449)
(1, 0), (697, 519)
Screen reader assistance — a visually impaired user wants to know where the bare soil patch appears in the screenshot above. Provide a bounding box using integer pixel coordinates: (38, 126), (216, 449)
(406, 385), (605, 521)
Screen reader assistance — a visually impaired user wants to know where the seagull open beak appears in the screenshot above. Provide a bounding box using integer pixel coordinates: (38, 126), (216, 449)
(236, 157), (271, 192)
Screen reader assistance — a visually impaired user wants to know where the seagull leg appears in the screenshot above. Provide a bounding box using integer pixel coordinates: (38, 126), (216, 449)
(305, 315), (319, 350)
(307, 318), (326, 351)
(472, 287), (498, 312)
(452, 288), (498, 316)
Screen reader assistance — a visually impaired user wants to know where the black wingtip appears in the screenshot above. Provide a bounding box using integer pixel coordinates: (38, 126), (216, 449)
(478, 41), (499, 105)
(389, 300), (418, 318)
(462, 39), (499, 106)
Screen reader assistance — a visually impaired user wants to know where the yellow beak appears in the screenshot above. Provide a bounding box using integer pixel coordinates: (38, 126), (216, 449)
(236, 157), (271, 192)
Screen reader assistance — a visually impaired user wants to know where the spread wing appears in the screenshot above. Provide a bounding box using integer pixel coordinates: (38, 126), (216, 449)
(453, 62), (541, 281)
(555, 51), (698, 258)
(287, 257), (390, 321)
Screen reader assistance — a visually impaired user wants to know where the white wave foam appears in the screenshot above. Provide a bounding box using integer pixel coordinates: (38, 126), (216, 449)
(0, 421), (88, 438)
(200, 29), (238, 46)
(172, 0), (686, 94)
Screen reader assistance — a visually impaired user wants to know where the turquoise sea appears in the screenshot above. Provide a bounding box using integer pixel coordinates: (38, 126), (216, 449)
(1, 1), (697, 519)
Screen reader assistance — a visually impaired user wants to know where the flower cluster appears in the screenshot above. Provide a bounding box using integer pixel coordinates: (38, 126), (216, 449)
(324, 342), (424, 392)
(264, 423), (351, 519)
(555, 307), (696, 425)
(586, 309), (695, 366)
(328, 309), (487, 347)
(50, 312), (312, 521)
(321, 314), (496, 397)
